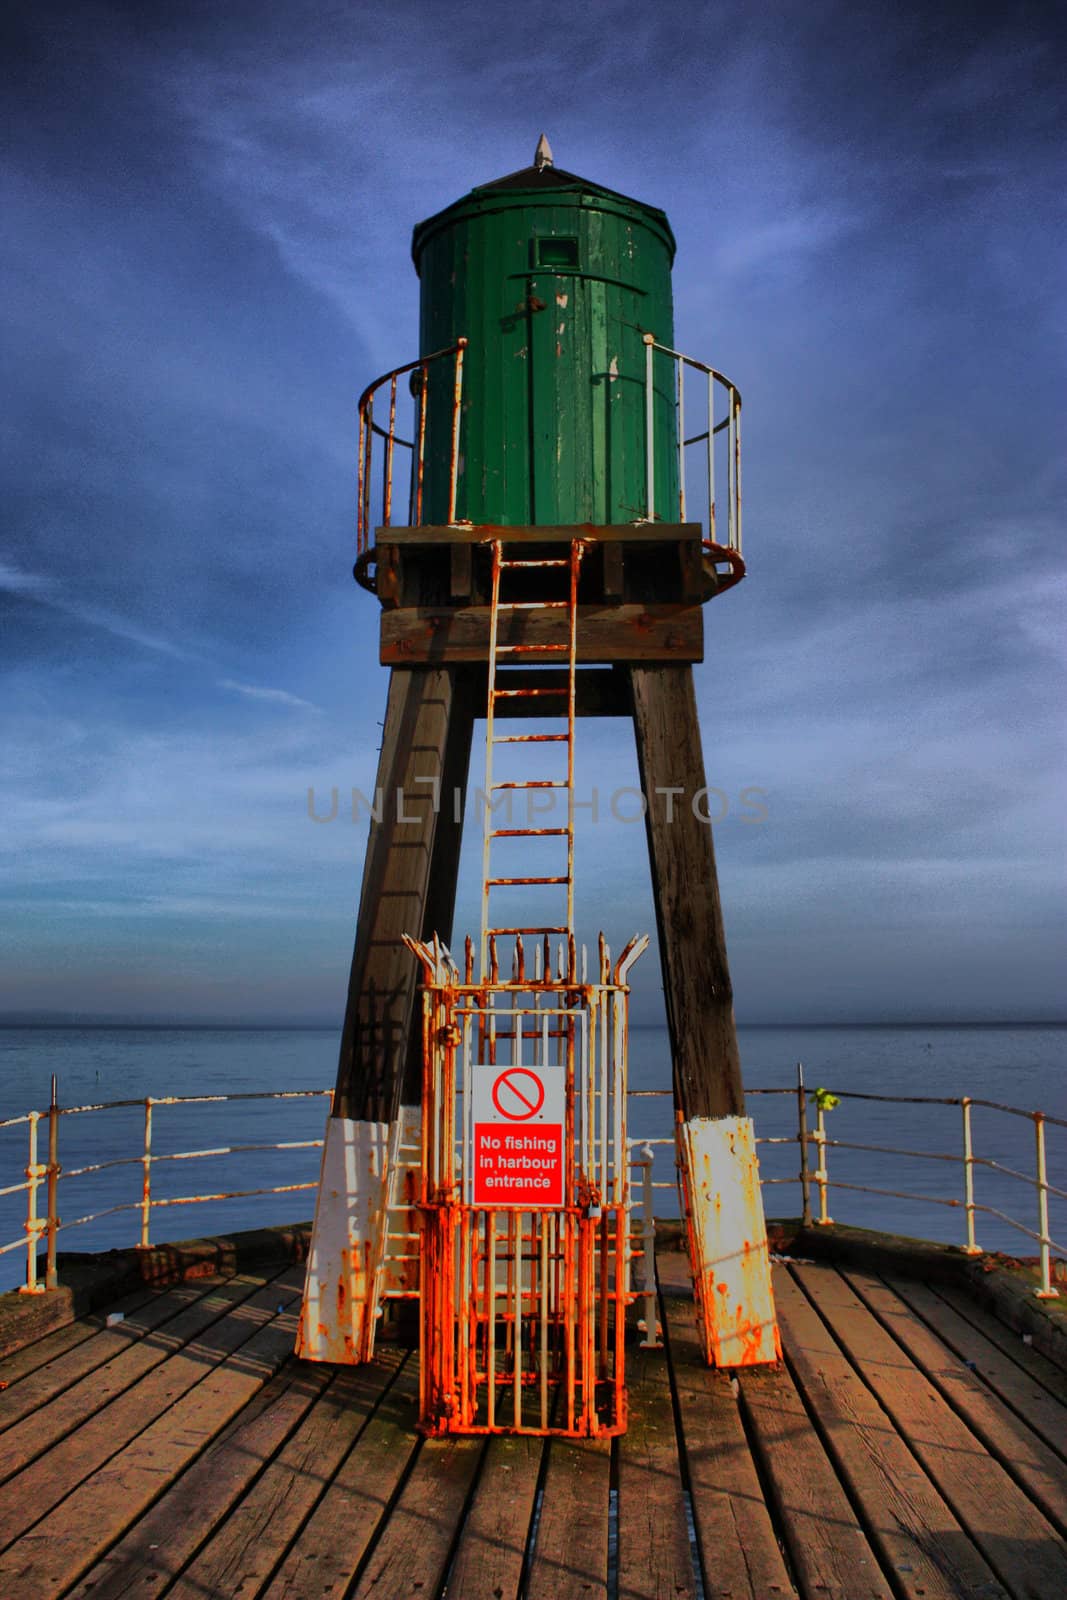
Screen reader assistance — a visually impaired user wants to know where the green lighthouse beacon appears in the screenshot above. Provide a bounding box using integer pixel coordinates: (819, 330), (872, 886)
(413, 130), (680, 529)
(302, 139), (776, 1402)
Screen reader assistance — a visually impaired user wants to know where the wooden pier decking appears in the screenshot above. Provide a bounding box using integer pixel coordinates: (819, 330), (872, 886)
(0, 1247), (1065, 1600)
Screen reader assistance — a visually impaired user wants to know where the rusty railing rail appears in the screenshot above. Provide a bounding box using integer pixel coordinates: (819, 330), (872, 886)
(3, 1076), (1062, 1298)
(641, 335), (743, 590)
(1, 1087), (331, 1294)
(356, 338), (467, 557)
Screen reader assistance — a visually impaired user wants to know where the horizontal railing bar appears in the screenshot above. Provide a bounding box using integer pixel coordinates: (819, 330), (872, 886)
(801, 1088), (1067, 1127)
(54, 1201), (143, 1232)
(0, 1179), (32, 1198)
(0, 1115), (33, 1131)
(969, 1154), (1067, 1198)
(151, 1139), (325, 1164)
(59, 1138), (327, 1181)
(969, 1203), (1064, 1251)
(646, 339), (737, 387)
(0, 1236), (29, 1257)
(60, 1156), (144, 1180)
(817, 1137), (962, 1165)
(681, 417), (732, 447)
(822, 1178), (963, 1209)
(356, 341), (466, 414)
(149, 1181), (319, 1208)
(367, 421), (413, 448)
(51, 1089), (332, 1117)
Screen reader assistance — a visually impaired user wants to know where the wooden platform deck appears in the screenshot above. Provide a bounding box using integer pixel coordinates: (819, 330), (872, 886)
(0, 1249), (1064, 1600)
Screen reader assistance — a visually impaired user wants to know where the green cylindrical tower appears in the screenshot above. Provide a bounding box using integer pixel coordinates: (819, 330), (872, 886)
(412, 146), (679, 527)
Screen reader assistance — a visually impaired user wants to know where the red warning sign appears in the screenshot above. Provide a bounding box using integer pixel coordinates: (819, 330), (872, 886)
(472, 1064), (565, 1208)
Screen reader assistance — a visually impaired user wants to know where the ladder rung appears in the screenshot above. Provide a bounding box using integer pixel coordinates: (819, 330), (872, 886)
(495, 643), (569, 655)
(500, 558), (569, 569)
(491, 781), (566, 790)
(493, 733), (569, 744)
(488, 926), (568, 935)
(487, 875), (570, 886)
(490, 828), (569, 838)
(496, 600), (569, 610)
(492, 687), (566, 698)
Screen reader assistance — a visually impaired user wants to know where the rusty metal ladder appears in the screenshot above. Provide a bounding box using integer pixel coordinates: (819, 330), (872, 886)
(479, 538), (584, 981)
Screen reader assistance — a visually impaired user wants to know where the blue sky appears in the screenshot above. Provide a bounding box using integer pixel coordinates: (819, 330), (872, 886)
(2, 0), (1064, 1024)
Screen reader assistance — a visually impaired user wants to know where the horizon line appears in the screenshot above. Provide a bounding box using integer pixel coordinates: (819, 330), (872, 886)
(1, 1017), (1064, 1032)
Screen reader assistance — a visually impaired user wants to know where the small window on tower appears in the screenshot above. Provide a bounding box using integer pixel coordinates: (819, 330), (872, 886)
(537, 237), (579, 269)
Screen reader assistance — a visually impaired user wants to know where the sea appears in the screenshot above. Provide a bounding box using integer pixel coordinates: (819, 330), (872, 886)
(1, 1024), (1063, 1292)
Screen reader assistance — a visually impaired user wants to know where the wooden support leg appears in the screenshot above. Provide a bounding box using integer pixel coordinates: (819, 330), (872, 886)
(629, 665), (778, 1366)
(299, 667), (474, 1365)
(628, 665), (743, 1121)
(334, 666), (475, 1124)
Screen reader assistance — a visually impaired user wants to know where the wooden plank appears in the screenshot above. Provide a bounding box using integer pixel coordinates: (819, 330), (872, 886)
(656, 1255), (794, 1599)
(775, 1268), (1010, 1600)
(450, 539), (472, 598)
(0, 1273), (252, 1486)
(262, 1353), (422, 1599)
(63, 1365), (325, 1600)
(679, 536), (703, 603)
(602, 540), (624, 597)
(617, 1339), (695, 1600)
(167, 1353), (407, 1600)
(0, 1285), (158, 1396)
(846, 1271), (1067, 1536)
(629, 665), (744, 1119)
(886, 1275), (1067, 1460)
(381, 602), (703, 665)
(0, 1282), (310, 1597)
(936, 1280), (1067, 1404)
(446, 1432), (544, 1600)
(796, 1263), (1067, 1600)
(737, 1357), (893, 1600)
(0, 1269), (295, 1553)
(377, 522), (703, 545)
(525, 1434), (612, 1600)
(0, 1282), (206, 1436)
(334, 665), (473, 1122)
(349, 1433), (484, 1599)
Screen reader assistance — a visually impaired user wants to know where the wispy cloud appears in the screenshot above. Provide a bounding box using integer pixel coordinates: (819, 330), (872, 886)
(2, 563), (193, 660)
(0, 562), (51, 595)
(218, 678), (319, 712)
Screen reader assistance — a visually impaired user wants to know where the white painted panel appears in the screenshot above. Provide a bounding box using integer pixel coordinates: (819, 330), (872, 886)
(296, 1115), (391, 1365)
(680, 1114), (780, 1366)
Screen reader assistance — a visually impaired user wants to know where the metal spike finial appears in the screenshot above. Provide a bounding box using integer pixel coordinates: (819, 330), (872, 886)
(534, 133), (553, 170)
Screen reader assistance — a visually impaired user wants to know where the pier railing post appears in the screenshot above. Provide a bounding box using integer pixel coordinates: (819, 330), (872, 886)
(961, 1097), (979, 1254)
(636, 1143), (661, 1349)
(45, 1074), (60, 1289)
(796, 1063), (812, 1227)
(21, 1112), (43, 1294)
(1034, 1113), (1059, 1299)
(814, 1100), (832, 1225)
(140, 1098), (154, 1249)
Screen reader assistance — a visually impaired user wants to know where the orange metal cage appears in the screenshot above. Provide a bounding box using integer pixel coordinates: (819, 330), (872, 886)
(405, 932), (646, 1437)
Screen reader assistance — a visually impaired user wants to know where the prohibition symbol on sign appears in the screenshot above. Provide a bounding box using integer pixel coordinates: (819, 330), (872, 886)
(491, 1068), (545, 1121)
